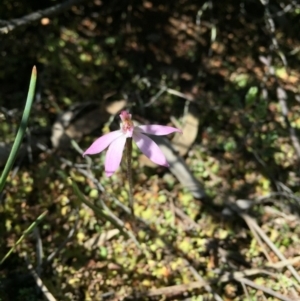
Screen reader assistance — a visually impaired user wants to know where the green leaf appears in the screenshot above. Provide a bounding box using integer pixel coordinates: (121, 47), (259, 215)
(245, 86), (258, 106)
(0, 66), (37, 193)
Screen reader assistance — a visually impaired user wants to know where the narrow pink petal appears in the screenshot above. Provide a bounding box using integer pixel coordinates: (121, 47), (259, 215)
(136, 124), (182, 136)
(83, 130), (123, 156)
(133, 132), (169, 167)
(105, 135), (127, 177)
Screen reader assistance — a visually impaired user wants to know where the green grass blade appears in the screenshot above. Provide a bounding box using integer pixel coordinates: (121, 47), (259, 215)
(0, 210), (48, 265)
(70, 178), (126, 231)
(0, 66), (37, 193)
(68, 176), (140, 247)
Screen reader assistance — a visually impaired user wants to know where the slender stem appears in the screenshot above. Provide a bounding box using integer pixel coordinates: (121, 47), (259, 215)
(126, 138), (134, 216)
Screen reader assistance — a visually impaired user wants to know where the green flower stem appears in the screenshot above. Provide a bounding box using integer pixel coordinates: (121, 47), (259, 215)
(126, 137), (134, 216)
(0, 66), (37, 193)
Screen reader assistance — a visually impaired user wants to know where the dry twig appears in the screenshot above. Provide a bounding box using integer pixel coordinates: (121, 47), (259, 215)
(238, 277), (295, 301)
(25, 258), (57, 301)
(46, 209), (79, 264)
(0, 0), (85, 34)
(184, 259), (223, 301)
(128, 268), (293, 300)
(241, 213), (300, 286)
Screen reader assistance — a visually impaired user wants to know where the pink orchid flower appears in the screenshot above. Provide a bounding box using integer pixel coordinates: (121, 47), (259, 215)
(83, 110), (182, 177)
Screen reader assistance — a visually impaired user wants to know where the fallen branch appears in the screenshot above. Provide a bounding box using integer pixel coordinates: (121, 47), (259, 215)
(241, 213), (300, 286)
(238, 277), (295, 301)
(0, 0), (85, 34)
(267, 256), (300, 269)
(128, 268), (293, 300)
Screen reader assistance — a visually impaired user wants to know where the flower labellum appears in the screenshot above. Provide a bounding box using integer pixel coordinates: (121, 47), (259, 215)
(83, 111), (182, 177)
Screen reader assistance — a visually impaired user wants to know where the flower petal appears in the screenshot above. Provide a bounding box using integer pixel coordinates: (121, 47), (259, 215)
(83, 130), (123, 156)
(135, 124), (182, 136)
(133, 132), (168, 167)
(105, 135), (127, 177)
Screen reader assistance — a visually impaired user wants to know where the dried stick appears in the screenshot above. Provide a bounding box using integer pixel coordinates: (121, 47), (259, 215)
(0, 0), (85, 34)
(33, 227), (43, 276)
(130, 268), (293, 300)
(267, 256), (300, 269)
(46, 209), (79, 263)
(238, 277), (295, 301)
(277, 87), (300, 160)
(185, 259), (223, 301)
(243, 215), (273, 263)
(258, 0), (300, 161)
(241, 213), (300, 285)
(25, 258), (57, 301)
(241, 281), (251, 301)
